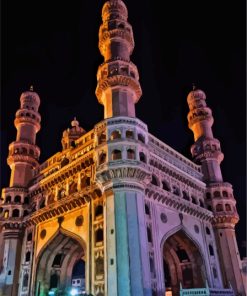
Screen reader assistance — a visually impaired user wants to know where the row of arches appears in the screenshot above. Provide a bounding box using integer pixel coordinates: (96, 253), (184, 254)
(0, 208), (29, 218)
(109, 129), (146, 143)
(5, 195), (29, 204)
(150, 175), (205, 208)
(206, 190), (232, 199)
(99, 150), (147, 164)
(215, 203), (233, 212)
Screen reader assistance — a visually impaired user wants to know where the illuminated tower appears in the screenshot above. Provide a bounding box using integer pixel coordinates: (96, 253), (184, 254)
(95, 0), (142, 118)
(187, 87), (245, 295)
(0, 87), (41, 296)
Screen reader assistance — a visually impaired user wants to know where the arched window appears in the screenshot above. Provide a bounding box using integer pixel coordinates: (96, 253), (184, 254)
(118, 23), (125, 29)
(98, 132), (106, 144)
(112, 150), (122, 160)
(207, 205), (212, 211)
(151, 175), (159, 186)
(149, 257), (155, 273)
(214, 191), (221, 198)
(24, 197), (29, 204)
(6, 196), (11, 203)
(110, 130), (121, 140)
(61, 157), (69, 168)
(52, 254), (63, 267)
(206, 227), (211, 235)
(191, 196), (197, 204)
(4, 210), (9, 218)
(206, 192), (211, 200)
(99, 152), (106, 165)
(50, 274), (59, 289)
(199, 200), (204, 208)
(126, 130), (134, 139)
(23, 273), (29, 288)
(139, 152), (146, 163)
(209, 244), (214, 256)
(225, 204), (231, 211)
(127, 149), (135, 159)
(216, 204), (223, 212)
(95, 205), (103, 217)
(27, 232), (32, 242)
(145, 204), (150, 216)
(222, 191), (228, 197)
(13, 209), (20, 217)
(25, 251), (31, 262)
(14, 195), (21, 203)
(173, 186), (180, 196)
(138, 133), (145, 143)
(95, 229), (104, 243)
(23, 210), (29, 217)
(176, 249), (190, 262)
(147, 227), (152, 243)
(162, 181), (170, 191)
(182, 191), (190, 201)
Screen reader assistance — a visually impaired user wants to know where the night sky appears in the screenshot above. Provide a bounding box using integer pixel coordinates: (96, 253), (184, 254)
(1, 1), (246, 256)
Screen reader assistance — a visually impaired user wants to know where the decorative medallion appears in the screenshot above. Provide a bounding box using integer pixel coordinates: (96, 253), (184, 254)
(75, 215), (84, 226)
(160, 213), (168, 223)
(194, 225), (199, 233)
(40, 229), (46, 239)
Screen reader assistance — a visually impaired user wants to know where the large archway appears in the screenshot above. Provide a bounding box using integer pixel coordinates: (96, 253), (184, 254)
(162, 229), (206, 296)
(35, 230), (86, 296)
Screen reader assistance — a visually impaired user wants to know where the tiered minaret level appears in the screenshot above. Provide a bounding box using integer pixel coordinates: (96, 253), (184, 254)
(96, 0), (142, 118)
(187, 88), (243, 294)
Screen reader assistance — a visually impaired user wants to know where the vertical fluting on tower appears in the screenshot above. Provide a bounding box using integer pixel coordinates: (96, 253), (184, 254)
(7, 87), (41, 187)
(95, 0), (142, 119)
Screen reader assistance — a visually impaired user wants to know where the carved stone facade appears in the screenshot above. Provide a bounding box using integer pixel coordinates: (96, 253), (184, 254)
(0, 1), (245, 296)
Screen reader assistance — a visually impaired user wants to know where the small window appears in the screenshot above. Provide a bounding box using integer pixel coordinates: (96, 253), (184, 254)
(225, 204), (231, 211)
(147, 227), (152, 243)
(173, 186), (180, 196)
(110, 130), (121, 140)
(182, 191), (190, 201)
(95, 205), (103, 217)
(138, 133), (145, 143)
(25, 251), (31, 262)
(27, 232), (32, 242)
(191, 196), (197, 204)
(209, 244), (214, 256)
(206, 192), (211, 200)
(112, 150), (122, 160)
(22, 273), (29, 288)
(13, 209), (20, 217)
(99, 152), (106, 165)
(6, 196), (11, 203)
(145, 204), (150, 216)
(139, 152), (146, 163)
(216, 204), (223, 212)
(149, 257), (154, 273)
(222, 191), (228, 197)
(8, 270), (11, 275)
(52, 254), (63, 267)
(95, 229), (104, 243)
(151, 175), (159, 186)
(126, 130), (134, 139)
(14, 195), (21, 203)
(162, 181), (170, 192)
(214, 191), (221, 198)
(98, 132), (106, 144)
(199, 200), (204, 208)
(127, 149), (135, 160)
(206, 227), (211, 235)
(24, 197), (29, 204)
(4, 210), (9, 218)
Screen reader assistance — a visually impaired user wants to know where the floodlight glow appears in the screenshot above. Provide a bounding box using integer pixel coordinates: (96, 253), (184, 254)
(48, 291), (55, 296)
(70, 288), (78, 296)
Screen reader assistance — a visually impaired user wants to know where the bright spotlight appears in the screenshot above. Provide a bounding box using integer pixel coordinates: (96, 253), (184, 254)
(70, 288), (78, 296)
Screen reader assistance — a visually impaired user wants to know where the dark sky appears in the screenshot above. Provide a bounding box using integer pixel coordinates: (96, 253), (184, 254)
(1, 1), (246, 256)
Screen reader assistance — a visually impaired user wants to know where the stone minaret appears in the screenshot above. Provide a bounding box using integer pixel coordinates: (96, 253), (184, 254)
(95, 0), (142, 118)
(0, 87), (41, 296)
(8, 86), (41, 187)
(187, 87), (245, 295)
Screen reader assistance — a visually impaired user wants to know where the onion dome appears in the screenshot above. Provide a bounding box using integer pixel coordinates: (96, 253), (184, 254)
(20, 85), (40, 109)
(62, 118), (86, 150)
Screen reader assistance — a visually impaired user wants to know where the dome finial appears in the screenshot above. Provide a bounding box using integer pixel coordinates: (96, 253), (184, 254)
(71, 117), (79, 127)
(30, 85), (34, 91)
(192, 83), (196, 91)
